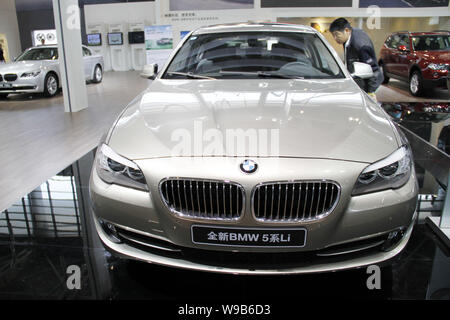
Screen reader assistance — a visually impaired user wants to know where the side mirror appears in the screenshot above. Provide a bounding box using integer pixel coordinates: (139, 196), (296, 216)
(351, 62), (374, 80)
(397, 45), (409, 52)
(140, 63), (158, 80)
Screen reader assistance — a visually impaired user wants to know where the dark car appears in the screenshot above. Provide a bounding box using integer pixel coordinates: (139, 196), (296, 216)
(379, 31), (449, 96)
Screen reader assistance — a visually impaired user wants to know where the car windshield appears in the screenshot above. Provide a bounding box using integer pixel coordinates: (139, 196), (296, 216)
(163, 31), (344, 79)
(412, 35), (450, 51)
(16, 47), (58, 61)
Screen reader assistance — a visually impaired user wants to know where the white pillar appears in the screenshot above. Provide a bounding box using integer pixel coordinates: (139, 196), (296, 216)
(52, 0), (88, 112)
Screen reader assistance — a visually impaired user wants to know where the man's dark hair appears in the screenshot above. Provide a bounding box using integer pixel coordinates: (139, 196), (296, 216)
(329, 18), (352, 33)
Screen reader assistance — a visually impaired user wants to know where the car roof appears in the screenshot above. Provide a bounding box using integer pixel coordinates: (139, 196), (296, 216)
(192, 22), (316, 35)
(27, 44), (89, 50)
(28, 45), (58, 49)
(394, 31), (450, 36)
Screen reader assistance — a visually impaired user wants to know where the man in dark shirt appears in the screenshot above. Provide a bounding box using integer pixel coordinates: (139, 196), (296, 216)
(329, 18), (383, 101)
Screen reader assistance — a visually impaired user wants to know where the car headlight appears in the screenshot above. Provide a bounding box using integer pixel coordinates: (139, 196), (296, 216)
(21, 70), (41, 77)
(428, 63), (447, 71)
(96, 144), (148, 191)
(352, 145), (412, 196)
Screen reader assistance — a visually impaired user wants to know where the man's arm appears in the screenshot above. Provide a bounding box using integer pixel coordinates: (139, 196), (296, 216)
(358, 45), (378, 71)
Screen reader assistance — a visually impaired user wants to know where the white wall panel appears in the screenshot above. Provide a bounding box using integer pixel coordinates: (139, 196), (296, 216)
(84, 2), (156, 71)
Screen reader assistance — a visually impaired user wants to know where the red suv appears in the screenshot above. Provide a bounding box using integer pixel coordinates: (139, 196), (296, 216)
(379, 31), (449, 96)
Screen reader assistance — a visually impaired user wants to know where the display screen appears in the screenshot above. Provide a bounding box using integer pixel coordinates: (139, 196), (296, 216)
(108, 32), (123, 45)
(128, 31), (145, 44)
(32, 29), (58, 46)
(87, 33), (102, 46)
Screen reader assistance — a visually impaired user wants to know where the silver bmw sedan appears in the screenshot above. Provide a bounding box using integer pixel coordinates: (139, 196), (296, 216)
(90, 23), (418, 274)
(0, 45), (103, 98)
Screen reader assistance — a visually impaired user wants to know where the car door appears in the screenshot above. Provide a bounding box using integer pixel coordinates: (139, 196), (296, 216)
(382, 35), (395, 75)
(82, 46), (94, 80)
(388, 34), (405, 76)
(396, 34), (412, 78)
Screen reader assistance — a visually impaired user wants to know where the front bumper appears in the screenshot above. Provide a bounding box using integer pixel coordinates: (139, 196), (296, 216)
(94, 210), (416, 274)
(0, 75), (44, 94)
(90, 157), (419, 274)
(422, 69), (449, 89)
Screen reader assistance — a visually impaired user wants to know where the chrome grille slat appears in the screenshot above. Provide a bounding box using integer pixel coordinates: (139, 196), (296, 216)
(222, 183), (226, 218)
(229, 184), (232, 219)
(195, 181), (200, 216)
(202, 181), (207, 217)
(322, 184), (328, 213)
(276, 184), (281, 220)
(283, 184), (289, 219)
(316, 183), (322, 216)
(270, 185), (274, 220)
(289, 184), (295, 220)
(209, 182), (213, 215)
(160, 178), (244, 220)
(263, 186), (267, 219)
(309, 183), (315, 219)
(215, 183), (219, 218)
(177, 180), (182, 214)
(302, 183), (308, 220)
(252, 181), (340, 222)
(296, 183), (302, 220)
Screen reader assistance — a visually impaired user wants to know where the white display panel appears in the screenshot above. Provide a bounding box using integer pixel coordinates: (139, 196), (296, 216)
(32, 29), (57, 46)
(144, 25), (173, 67)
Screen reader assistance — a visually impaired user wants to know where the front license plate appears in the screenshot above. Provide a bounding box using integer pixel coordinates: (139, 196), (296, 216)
(191, 225), (307, 248)
(0, 83), (12, 89)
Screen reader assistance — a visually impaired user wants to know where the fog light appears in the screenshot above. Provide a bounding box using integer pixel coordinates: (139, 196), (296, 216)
(99, 219), (121, 243)
(106, 222), (116, 233)
(381, 228), (405, 252)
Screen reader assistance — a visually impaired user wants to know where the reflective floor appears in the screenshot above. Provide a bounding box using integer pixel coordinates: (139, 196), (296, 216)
(0, 103), (449, 300)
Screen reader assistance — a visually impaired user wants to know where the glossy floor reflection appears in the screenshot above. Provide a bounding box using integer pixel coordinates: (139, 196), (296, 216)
(0, 103), (449, 300)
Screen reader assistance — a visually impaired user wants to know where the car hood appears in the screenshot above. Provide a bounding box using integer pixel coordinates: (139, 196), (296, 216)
(0, 61), (45, 74)
(415, 51), (450, 63)
(107, 78), (399, 163)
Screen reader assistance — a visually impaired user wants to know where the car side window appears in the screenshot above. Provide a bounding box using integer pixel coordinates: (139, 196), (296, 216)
(399, 35), (410, 50)
(389, 35), (399, 49)
(384, 36), (392, 48)
(37, 48), (58, 60)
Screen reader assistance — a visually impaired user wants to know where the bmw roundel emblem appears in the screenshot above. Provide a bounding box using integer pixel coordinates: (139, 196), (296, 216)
(240, 159), (258, 174)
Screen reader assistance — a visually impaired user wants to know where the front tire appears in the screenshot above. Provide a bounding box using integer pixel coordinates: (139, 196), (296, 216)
(92, 65), (103, 83)
(43, 73), (59, 97)
(409, 70), (425, 97)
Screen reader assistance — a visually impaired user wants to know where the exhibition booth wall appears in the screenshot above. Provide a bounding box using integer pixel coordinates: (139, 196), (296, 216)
(84, 2), (156, 71)
(16, 9), (55, 50)
(82, 0), (449, 72)
(4, 0), (449, 70)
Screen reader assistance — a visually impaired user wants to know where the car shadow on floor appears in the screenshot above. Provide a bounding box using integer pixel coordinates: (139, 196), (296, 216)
(383, 80), (450, 101)
(111, 259), (394, 300)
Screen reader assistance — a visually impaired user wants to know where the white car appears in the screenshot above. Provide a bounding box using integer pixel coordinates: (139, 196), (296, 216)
(0, 45), (104, 98)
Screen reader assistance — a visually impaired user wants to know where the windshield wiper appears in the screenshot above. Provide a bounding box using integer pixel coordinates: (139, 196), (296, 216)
(165, 71), (216, 80)
(219, 70), (304, 79)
